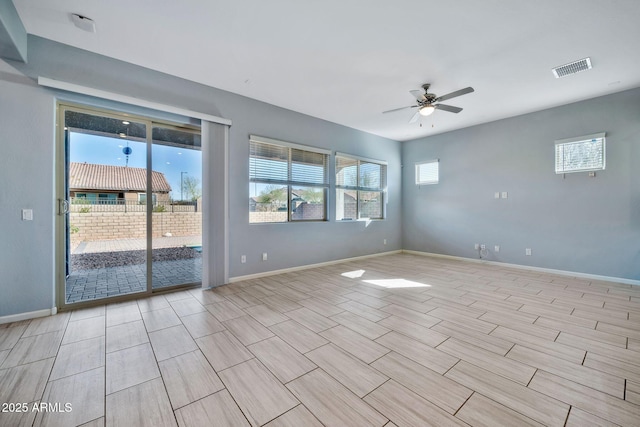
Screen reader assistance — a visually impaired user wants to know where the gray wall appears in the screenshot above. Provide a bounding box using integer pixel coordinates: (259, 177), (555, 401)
(0, 62), (55, 316)
(0, 36), (401, 316)
(402, 88), (640, 280)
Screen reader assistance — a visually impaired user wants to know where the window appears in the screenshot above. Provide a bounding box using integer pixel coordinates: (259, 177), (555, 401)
(415, 160), (439, 185)
(138, 193), (157, 205)
(336, 153), (387, 220)
(555, 133), (606, 174)
(250, 135), (329, 223)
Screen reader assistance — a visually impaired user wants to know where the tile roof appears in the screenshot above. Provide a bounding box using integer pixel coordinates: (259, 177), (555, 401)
(69, 162), (172, 193)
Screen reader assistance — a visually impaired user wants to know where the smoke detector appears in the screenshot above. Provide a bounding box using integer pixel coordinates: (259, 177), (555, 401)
(71, 14), (96, 33)
(552, 57), (592, 78)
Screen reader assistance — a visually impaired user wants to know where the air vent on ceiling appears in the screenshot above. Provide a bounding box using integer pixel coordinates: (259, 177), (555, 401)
(552, 57), (592, 78)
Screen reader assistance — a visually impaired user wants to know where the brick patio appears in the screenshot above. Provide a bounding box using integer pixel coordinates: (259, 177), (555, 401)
(66, 236), (202, 303)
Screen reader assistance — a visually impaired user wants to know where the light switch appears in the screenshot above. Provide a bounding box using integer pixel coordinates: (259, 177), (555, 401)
(22, 209), (33, 221)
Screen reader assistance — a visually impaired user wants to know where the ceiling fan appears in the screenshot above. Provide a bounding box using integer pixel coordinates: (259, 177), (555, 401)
(383, 83), (474, 123)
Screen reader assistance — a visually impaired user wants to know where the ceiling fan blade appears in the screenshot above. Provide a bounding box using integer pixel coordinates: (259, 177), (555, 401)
(409, 89), (426, 101)
(435, 87), (474, 102)
(409, 110), (420, 123)
(382, 105), (417, 114)
(435, 103), (463, 113)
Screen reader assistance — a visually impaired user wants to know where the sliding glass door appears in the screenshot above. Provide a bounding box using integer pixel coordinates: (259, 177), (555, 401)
(57, 104), (202, 308)
(150, 124), (202, 290)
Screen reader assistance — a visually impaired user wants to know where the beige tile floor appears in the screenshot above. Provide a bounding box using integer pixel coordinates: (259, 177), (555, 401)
(2, 253), (640, 426)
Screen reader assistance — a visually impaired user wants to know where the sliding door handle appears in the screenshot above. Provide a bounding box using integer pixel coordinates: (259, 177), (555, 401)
(59, 199), (70, 215)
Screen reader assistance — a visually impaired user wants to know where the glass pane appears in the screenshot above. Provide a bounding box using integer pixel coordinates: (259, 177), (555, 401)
(250, 183), (288, 223)
(555, 138), (605, 173)
(336, 188), (358, 221)
(291, 149), (327, 184)
(358, 191), (383, 219)
(292, 187), (325, 220)
(151, 125), (202, 289)
(359, 161), (382, 190)
(65, 110), (148, 304)
(250, 141), (288, 182)
(336, 156), (358, 187)
(416, 161), (439, 184)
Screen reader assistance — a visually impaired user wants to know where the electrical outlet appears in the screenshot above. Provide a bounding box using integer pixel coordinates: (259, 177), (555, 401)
(383, 239), (387, 245)
(480, 244), (486, 250)
(525, 248), (532, 256)
(22, 209), (33, 221)
(474, 243), (480, 250)
(241, 255), (246, 264)
(262, 252), (268, 261)
(494, 245), (500, 253)
(501, 191), (508, 199)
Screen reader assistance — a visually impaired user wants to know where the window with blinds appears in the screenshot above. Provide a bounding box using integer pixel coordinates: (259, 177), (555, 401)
(555, 133), (606, 174)
(415, 160), (439, 185)
(335, 153), (387, 220)
(249, 135), (329, 223)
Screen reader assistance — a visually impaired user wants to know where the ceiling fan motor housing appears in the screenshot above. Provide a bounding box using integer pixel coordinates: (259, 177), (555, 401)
(419, 84), (436, 105)
(422, 94), (437, 105)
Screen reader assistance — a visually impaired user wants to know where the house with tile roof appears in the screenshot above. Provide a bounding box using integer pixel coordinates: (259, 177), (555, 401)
(69, 162), (172, 205)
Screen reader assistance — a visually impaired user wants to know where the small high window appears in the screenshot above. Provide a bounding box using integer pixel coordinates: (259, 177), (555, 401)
(415, 160), (439, 185)
(555, 133), (606, 174)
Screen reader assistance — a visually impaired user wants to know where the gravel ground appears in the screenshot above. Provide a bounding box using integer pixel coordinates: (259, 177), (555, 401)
(71, 247), (201, 270)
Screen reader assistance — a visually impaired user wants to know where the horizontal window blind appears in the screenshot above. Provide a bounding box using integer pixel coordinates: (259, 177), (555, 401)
(291, 148), (328, 185)
(416, 160), (439, 185)
(250, 139), (328, 186)
(555, 133), (605, 174)
(250, 141), (288, 183)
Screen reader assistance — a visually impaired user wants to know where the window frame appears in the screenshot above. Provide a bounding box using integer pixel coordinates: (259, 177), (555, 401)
(249, 135), (330, 223)
(335, 152), (387, 221)
(415, 159), (439, 185)
(555, 133), (606, 174)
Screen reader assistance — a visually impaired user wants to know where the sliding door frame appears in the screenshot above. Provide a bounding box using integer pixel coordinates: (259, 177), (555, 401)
(55, 102), (202, 311)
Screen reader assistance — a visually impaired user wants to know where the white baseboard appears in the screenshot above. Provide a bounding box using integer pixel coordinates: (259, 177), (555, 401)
(0, 308), (56, 325)
(229, 250), (402, 283)
(402, 250), (640, 286)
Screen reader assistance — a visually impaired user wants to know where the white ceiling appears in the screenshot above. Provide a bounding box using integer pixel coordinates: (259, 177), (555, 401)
(13, 0), (640, 141)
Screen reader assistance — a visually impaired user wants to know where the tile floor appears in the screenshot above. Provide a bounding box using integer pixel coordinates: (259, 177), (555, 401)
(2, 253), (640, 426)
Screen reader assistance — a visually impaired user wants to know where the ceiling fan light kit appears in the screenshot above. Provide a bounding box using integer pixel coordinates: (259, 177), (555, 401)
(383, 83), (474, 123)
(419, 105), (435, 116)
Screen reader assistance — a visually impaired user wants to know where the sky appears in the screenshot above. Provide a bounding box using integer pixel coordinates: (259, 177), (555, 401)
(70, 133), (202, 200)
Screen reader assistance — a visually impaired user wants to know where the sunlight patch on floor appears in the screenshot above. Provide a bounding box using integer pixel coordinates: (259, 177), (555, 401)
(363, 278), (431, 288)
(341, 269), (366, 278)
